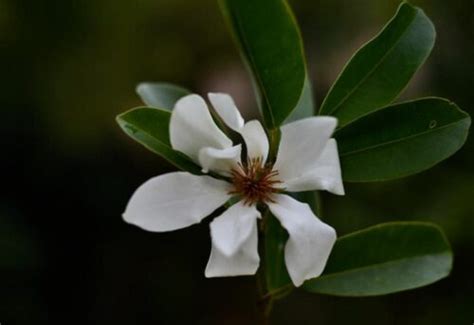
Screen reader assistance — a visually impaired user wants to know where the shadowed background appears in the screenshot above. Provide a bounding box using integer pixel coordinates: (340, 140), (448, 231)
(0, 0), (472, 323)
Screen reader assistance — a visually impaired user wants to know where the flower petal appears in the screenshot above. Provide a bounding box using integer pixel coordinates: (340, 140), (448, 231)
(210, 201), (260, 256)
(273, 117), (337, 185)
(281, 139), (345, 195)
(267, 194), (336, 287)
(205, 218), (260, 277)
(208, 92), (245, 132)
(198, 145), (242, 176)
(241, 120), (269, 163)
(123, 172), (231, 232)
(208, 93), (269, 163)
(170, 94), (232, 162)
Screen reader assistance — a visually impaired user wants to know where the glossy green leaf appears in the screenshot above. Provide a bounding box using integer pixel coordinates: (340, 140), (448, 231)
(320, 2), (435, 127)
(136, 82), (190, 109)
(220, 0), (307, 128)
(116, 107), (201, 174)
(335, 98), (470, 182)
(303, 222), (452, 296)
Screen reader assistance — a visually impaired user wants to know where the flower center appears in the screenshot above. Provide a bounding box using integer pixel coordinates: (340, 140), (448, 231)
(229, 157), (282, 205)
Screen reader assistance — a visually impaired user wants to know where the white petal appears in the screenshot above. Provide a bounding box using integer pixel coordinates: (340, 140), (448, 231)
(210, 201), (260, 256)
(267, 194), (336, 287)
(170, 94), (232, 162)
(282, 139), (345, 195)
(205, 218), (260, 277)
(207, 93), (269, 163)
(208, 92), (245, 132)
(123, 172), (231, 232)
(241, 120), (269, 163)
(198, 145), (242, 176)
(274, 117), (337, 185)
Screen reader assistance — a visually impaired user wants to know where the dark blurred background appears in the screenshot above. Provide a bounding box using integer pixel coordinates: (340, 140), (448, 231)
(1, 0), (472, 324)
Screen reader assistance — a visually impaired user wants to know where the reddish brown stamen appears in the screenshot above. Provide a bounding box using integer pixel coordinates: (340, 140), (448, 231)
(229, 157), (282, 205)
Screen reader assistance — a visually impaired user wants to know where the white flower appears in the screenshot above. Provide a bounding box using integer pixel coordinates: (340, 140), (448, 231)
(123, 93), (345, 286)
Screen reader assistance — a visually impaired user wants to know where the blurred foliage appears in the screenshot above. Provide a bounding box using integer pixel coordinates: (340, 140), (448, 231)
(0, 0), (472, 324)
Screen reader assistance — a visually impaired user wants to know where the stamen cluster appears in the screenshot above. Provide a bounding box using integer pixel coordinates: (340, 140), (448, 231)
(229, 157), (282, 205)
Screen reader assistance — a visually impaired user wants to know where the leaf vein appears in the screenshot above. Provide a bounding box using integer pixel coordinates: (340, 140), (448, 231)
(325, 9), (418, 116)
(339, 118), (467, 157)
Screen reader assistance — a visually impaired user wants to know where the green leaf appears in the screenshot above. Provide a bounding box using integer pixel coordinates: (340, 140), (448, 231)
(116, 107), (201, 174)
(335, 98), (470, 182)
(319, 2), (435, 127)
(303, 222), (452, 297)
(219, 0), (307, 128)
(265, 213), (291, 292)
(136, 82), (190, 109)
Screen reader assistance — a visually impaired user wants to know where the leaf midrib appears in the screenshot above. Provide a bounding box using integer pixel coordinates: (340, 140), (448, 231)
(224, 0), (306, 128)
(230, 5), (276, 128)
(339, 117), (467, 157)
(121, 118), (170, 149)
(120, 115), (200, 173)
(314, 251), (450, 282)
(324, 8), (418, 117)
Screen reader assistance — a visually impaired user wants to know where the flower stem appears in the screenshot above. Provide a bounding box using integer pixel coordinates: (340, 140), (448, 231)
(256, 281), (273, 325)
(262, 284), (293, 300)
(315, 190), (323, 217)
(256, 211), (273, 324)
(267, 128), (281, 163)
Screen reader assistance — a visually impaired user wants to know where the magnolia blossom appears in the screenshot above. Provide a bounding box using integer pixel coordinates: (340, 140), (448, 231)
(123, 93), (344, 286)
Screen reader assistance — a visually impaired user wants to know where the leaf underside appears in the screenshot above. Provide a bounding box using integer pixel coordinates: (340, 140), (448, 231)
(136, 82), (191, 109)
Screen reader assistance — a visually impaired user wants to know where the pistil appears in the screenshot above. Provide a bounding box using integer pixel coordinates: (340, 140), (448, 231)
(229, 157), (282, 205)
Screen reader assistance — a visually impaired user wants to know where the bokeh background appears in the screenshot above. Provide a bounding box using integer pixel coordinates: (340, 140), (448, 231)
(1, 0), (473, 323)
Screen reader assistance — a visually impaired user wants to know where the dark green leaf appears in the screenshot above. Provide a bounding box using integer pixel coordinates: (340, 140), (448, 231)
(335, 98), (470, 182)
(116, 107), (201, 173)
(220, 0), (307, 128)
(320, 2), (435, 127)
(136, 82), (190, 109)
(303, 222), (452, 296)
